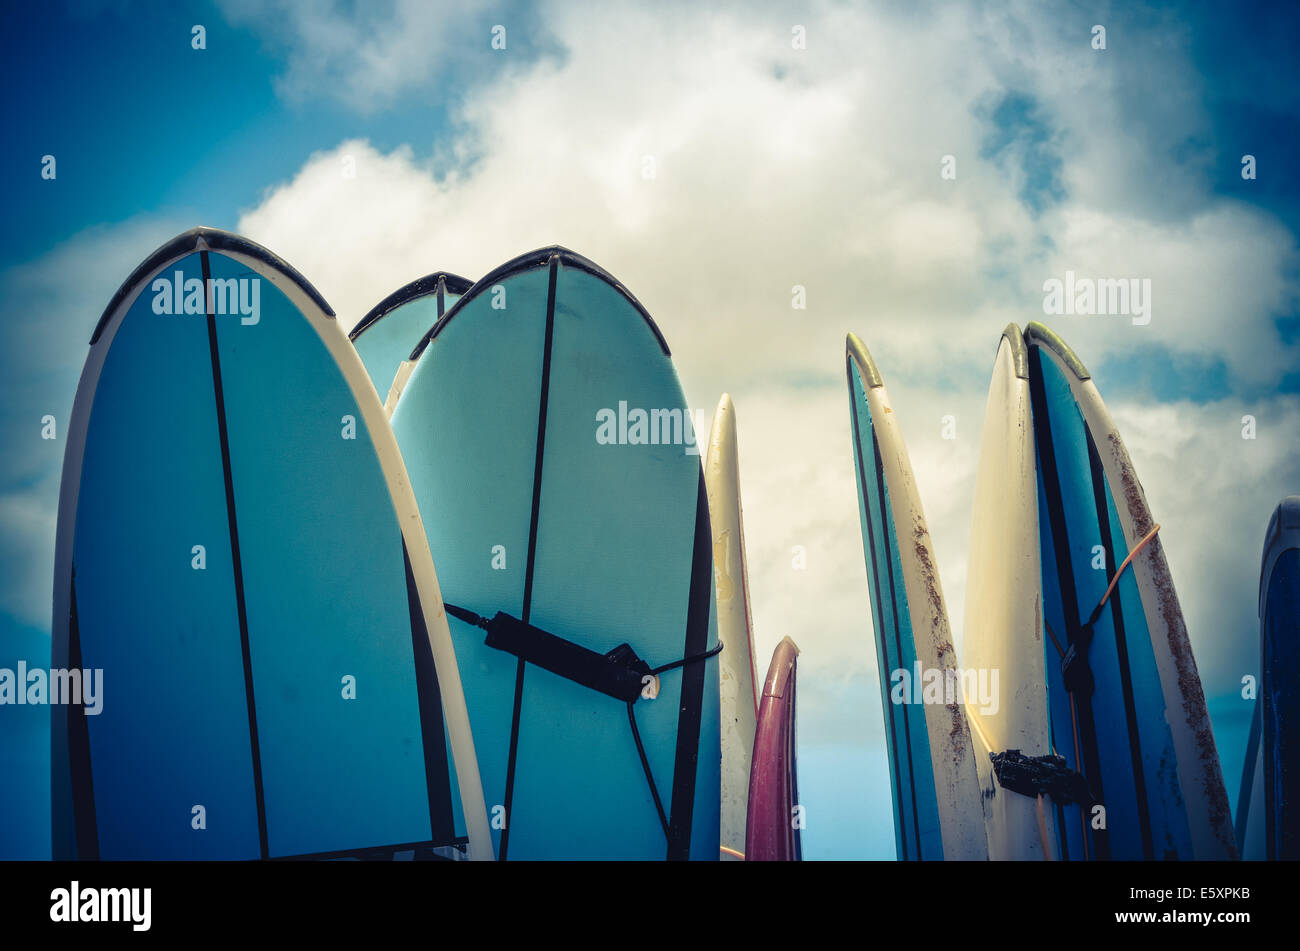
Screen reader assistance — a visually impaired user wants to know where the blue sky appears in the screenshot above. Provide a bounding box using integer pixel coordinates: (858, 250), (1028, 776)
(2, 0), (1298, 860)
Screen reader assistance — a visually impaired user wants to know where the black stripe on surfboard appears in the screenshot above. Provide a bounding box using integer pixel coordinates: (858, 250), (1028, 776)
(93, 228), (333, 345)
(417, 247), (671, 361)
(204, 249), (270, 860)
(1027, 345), (1109, 860)
(269, 835), (468, 861)
(1087, 430), (1154, 858)
(1236, 701), (1261, 851)
(67, 572), (99, 859)
(846, 363), (916, 860)
(666, 471), (713, 860)
(498, 254), (560, 860)
(403, 541), (457, 845)
(872, 427), (926, 860)
(350, 272), (472, 342)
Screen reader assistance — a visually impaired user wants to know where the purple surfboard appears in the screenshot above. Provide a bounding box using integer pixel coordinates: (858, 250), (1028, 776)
(745, 637), (801, 861)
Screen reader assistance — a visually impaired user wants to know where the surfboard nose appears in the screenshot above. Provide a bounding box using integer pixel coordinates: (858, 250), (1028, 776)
(999, 323), (1029, 379)
(845, 332), (884, 388)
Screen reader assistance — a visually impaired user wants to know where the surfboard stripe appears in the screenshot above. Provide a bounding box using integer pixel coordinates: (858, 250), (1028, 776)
(666, 473), (712, 859)
(1087, 431), (1153, 858)
(498, 254), (559, 861)
(1237, 701), (1261, 852)
(202, 249), (270, 860)
(66, 575), (98, 859)
(874, 433), (925, 858)
(1027, 345), (1109, 860)
(404, 542), (455, 843)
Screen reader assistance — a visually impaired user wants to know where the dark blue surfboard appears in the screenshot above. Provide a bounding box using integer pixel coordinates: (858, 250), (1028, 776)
(1256, 496), (1300, 859)
(51, 228), (491, 860)
(390, 248), (720, 860)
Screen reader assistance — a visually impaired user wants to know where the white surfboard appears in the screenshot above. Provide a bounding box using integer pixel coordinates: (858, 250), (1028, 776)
(846, 333), (988, 860)
(963, 325), (1058, 859)
(705, 394), (759, 860)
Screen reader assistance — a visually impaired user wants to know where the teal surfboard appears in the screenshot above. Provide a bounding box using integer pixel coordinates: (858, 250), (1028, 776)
(1024, 322), (1235, 860)
(51, 228), (492, 860)
(390, 247), (720, 860)
(349, 272), (471, 408)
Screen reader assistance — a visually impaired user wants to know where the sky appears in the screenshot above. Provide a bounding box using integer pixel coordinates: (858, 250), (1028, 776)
(1, 0), (1298, 860)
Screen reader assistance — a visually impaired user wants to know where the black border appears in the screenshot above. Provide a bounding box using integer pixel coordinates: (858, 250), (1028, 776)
(91, 227), (335, 344)
(349, 272), (474, 341)
(1024, 320), (1091, 380)
(408, 246), (672, 362)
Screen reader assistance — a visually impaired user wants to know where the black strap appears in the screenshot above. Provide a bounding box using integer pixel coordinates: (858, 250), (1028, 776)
(447, 603), (653, 703)
(445, 601), (722, 842)
(627, 641), (725, 840)
(990, 749), (1094, 807)
(1060, 622), (1096, 695)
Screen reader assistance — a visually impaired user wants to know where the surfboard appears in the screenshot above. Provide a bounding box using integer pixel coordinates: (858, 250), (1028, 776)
(963, 325), (1058, 859)
(390, 247), (720, 860)
(745, 636), (800, 861)
(705, 393), (759, 861)
(50, 227), (492, 861)
(1024, 320), (1236, 860)
(1256, 495), (1300, 859)
(348, 272), (472, 416)
(845, 332), (988, 861)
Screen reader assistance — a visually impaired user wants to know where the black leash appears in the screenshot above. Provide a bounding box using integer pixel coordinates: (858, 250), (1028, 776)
(445, 602), (722, 841)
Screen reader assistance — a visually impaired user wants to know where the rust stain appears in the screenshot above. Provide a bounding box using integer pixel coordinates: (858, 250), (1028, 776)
(1106, 431), (1236, 854)
(909, 513), (970, 764)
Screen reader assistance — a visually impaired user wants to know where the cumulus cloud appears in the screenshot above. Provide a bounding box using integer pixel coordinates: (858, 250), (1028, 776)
(223, 2), (1300, 780)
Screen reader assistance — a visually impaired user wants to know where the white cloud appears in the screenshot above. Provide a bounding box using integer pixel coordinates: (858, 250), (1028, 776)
(226, 2), (1300, 777)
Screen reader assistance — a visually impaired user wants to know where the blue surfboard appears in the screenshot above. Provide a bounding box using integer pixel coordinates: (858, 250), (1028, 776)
(349, 272), (471, 401)
(390, 247), (720, 860)
(1024, 322), (1235, 860)
(51, 227), (492, 860)
(1254, 496), (1300, 859)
